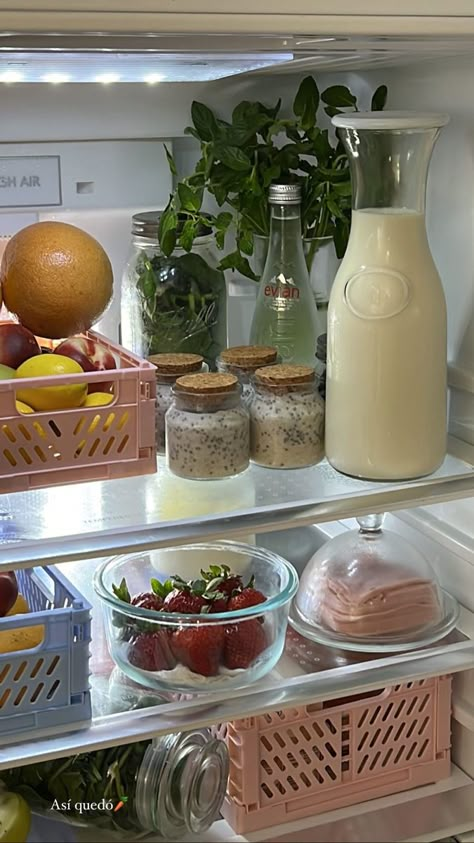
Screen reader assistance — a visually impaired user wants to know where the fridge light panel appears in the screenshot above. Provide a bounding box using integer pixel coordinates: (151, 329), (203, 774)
(0, 51), (293, 83)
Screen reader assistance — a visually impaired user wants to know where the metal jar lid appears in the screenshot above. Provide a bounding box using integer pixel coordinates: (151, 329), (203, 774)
(268, 183), (302, 204)
(132, 210), (212, 238)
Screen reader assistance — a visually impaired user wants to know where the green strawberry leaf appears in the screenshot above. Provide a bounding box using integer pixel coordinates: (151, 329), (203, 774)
(112, 578), (131, 604)
(150, 578), (174, 598)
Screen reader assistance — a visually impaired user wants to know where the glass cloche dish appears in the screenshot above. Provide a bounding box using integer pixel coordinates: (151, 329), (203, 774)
(289, 514), (459, 652)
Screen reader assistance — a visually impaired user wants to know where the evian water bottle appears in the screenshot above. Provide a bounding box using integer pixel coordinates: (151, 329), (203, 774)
(250, 183), (320, 366)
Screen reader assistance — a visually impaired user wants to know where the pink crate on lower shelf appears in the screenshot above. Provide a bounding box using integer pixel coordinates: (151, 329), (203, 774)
(0, 327), (156, 492)
(219, 675), (452, 834)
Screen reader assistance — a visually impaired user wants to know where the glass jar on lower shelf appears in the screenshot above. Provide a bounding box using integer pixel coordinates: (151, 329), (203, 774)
(3, 730), (229, 840)
(166, 372), (249, 480)
(249, 364), (325, 469)
(149, 352), (207, 454)
(217, 345), (278, 404)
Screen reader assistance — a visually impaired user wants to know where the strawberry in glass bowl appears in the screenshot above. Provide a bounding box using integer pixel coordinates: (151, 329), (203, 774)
(94, 542), (298, 693)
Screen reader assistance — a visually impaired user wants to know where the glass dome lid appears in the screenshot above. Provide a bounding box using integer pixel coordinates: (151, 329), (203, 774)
(290, 514), (459, 653)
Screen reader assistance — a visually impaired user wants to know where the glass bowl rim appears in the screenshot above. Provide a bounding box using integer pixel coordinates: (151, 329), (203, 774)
(93, 540), (299, 625)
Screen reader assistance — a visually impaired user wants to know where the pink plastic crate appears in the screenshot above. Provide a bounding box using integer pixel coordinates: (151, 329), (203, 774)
(219, 675), (452, 834)
(0, 327), (156, 492)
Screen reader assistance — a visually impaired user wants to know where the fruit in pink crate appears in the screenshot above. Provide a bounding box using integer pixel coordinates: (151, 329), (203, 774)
(0, 323), (40, 369)
(0, 364), (15, 380)
(55, 336), (116, 371)
(128, 630), (176, 672)
(1, 220), (113, 339)
(55, 336), (116, 394)
(171, 624), (225, 677)
(224, 619), (267, 670)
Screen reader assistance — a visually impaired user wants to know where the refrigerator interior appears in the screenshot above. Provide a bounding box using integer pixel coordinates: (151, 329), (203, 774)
(0, 44), (473, 842)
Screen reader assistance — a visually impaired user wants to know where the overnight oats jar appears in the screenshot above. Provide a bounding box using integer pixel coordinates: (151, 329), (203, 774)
(149, 353), (206, 454)
(249, 364), (325, 469)
(166, 372), (250, 479)
(217, 345), (278, 403)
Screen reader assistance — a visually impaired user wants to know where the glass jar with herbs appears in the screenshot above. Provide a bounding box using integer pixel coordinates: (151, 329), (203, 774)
(121, 211), (227, 370)
(149, 352), (207, 454)
(249, 364), (325, 469)
(166, 372), (249, 480)
(2, 730), (228, 839)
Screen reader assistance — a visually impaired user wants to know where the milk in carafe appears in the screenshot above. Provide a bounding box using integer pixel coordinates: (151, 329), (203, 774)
(325, 112), (449, 480)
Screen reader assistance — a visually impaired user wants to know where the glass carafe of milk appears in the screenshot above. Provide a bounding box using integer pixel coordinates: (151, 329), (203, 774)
(325, 112), (449, 480)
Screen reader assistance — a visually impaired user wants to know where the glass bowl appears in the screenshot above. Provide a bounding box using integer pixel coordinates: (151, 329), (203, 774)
(289, 515), (459, 653)
(94, 541), (298, 693)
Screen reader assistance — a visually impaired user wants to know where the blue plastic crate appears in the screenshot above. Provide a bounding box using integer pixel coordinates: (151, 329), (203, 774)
(0, 566), (91, 744)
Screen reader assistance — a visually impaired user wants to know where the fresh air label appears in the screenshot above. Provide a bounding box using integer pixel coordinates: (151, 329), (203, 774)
(0, 155), (61, 207)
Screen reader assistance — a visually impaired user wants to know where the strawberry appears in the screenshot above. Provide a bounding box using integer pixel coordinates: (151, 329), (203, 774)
(227, 587), (266, 613)
(171, 624), (225, 677)
(131, 592), (164, 612)
(224, 619), (267, 670)
(128, 630), (176, 672)
(208, 594), (229, 613)
(163, 589), (206, 614)
(219, 575), (243, 597)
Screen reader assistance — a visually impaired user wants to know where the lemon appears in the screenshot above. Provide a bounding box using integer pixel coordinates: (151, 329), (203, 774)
(0, 791), (31, 842)
(0, 625), (44, 654)
(7, 593), (30, 615)
(15, 400), (33, 414)
(15, 354), (87, 411)
(0, 364), (15, 381)
(84, 392), (114, 407)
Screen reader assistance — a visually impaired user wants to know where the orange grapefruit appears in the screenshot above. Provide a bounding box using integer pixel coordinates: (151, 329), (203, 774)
(1, 221), (113, 339)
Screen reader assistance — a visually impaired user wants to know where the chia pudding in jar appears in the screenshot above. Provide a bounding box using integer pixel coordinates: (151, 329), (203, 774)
(249, 364), (325, 469)
(148, 353), (205, 454)
(166, 372), (249, 480)
(217, 345), (278, 404)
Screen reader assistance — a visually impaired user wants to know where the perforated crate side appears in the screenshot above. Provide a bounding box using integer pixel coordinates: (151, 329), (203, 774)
(0, 566), (92, 743)
(221, 676), (452, 834)
(0, 328), (157, 492)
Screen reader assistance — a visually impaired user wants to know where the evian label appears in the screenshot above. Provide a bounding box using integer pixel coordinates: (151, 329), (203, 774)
(264, 273), (300, 300)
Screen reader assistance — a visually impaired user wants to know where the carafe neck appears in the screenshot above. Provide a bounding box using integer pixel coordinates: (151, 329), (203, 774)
(339, 127), (440, 214)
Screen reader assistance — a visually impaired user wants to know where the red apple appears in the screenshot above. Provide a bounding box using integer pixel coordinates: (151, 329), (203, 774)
(0, 323), (41, 368)
(55, 336), (116, 393)
(0, 571), (18, 617)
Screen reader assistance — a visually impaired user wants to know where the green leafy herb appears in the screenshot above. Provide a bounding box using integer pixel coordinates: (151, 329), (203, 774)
(160, 76), (387, 279)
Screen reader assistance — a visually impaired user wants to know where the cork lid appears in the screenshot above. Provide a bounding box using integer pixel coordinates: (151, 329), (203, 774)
(148, 353), (204, 374)
(255, 364), (315, 386)
(220, 345), (278, 368)
(175, 372), (238, 394)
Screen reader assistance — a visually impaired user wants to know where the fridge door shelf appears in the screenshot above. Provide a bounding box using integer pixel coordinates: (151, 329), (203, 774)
(3, 628), (474, 771)
(0, 445), (473, 572)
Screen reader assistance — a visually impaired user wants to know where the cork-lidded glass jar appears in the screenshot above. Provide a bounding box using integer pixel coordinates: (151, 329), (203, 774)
(166, 373), (249, 480)
(149, 353), (207, 454)
(249, 364), (325, 469)
(217, 345), (278, 403)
